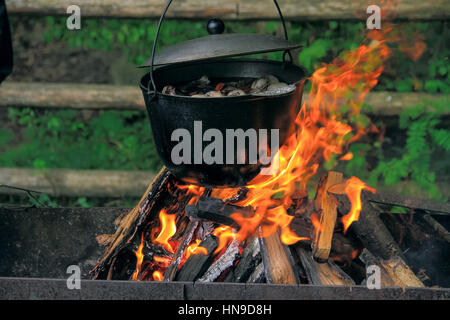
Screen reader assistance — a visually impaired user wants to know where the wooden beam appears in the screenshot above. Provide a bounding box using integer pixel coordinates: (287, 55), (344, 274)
(0, 82), (147, 111)
(6, 0), (450, 20)
(1, 82), (448, 116)
(0, 167), (157, 198)
(313, 171), (343, 262)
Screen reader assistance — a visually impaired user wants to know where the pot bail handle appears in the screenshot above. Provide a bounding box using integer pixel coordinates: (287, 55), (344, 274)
(147, 0), (292, 95)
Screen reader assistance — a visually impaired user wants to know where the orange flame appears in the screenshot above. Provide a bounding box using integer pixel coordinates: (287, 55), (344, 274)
(310, 212), (323, 232)
(175, 9), (426, 250)
(131, 234), (145, 281)
(206, 35), (390, 246)
(341, 177), (376, 233)
(152, 270), (163, 281)
(340, 152), (353, 161)
(184, 239), (208, 259)
(154, 209), (177, 253)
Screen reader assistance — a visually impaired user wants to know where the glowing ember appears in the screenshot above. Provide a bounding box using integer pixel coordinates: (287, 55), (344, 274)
(131, 234), (144, 281)
(154, 209), (177, 253)
(341, 177), (376, 233)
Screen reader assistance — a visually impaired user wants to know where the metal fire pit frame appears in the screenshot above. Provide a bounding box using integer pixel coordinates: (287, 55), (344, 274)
(0, 277), (449, 300)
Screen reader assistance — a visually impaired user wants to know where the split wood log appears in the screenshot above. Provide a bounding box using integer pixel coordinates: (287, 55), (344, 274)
(2, 82), (448, 117)
(258, 228), (299, 284)
(175, 234), (219, 282)
(163, 220), (199, 281)
(6, 0), (449, 20)
(224, 237), (261, 283)
(313, 171), (344, 262)
(0, 167), (156, 198)
(296, 246), (355, 286)
(197, 239), (241, 282)
(92, 167), (170, 279)
(360, 249), (424, 288)
(328, 186), (404, 260)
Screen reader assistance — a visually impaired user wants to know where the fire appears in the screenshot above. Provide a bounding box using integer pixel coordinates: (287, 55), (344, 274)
(341, 177), (376, 233)
(152, 270), (163, 281)
(131, 234), (145, 281)
(172, 6), (426, 253)
(205, 33), (391, 246)
(154, 209), (177, 253)
(185, 239), (208, 259)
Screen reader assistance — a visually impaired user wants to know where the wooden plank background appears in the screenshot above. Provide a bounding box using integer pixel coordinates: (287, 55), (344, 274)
(1, 81), (448, 116)
(6, 0), (450, 20)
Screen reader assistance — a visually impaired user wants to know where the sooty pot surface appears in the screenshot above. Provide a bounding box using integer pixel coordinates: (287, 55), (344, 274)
(140, 59), (307, 187)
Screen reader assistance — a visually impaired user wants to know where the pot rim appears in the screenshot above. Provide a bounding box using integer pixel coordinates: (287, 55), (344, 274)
(139, 58), (308, 101)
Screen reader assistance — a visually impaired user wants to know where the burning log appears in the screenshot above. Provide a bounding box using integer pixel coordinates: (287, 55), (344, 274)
(296, 247), (355, 286)
(360, 249), (424, 288)
(92, 167), (171, 279)
(328, 184), (424, 287)
(313, 171), (344, 262)
(225, 237), (262, 283)
(328, 185), (403, 260)
(163, 220), (199, 281)
(175, 234), (219, 282)
(259, 228), (299, 284)
(185, 197), (254, 229)
(197, 239), (241, 282)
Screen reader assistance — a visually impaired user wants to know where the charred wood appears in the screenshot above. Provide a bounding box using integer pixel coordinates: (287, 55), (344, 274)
(175, 234), (219, 282)
(247, 262), (266, 283)
(163, 220), (198, 281)
(185, 197), (254, 228)
(225, 237), (261, 283)
(197, 239), (241, 282)
(92, 167), (170, 279)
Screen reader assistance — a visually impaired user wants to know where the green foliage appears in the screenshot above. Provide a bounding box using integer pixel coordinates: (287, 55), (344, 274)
(368, 100), (450, 200)
(27, 193), (58, 208)
(40, 18), (449, 91)
(1, 108), (162, 171)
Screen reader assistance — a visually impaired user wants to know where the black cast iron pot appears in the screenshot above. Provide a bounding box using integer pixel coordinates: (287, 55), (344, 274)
(139, 0), (307, 187)
(140, 59), (307, 187)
